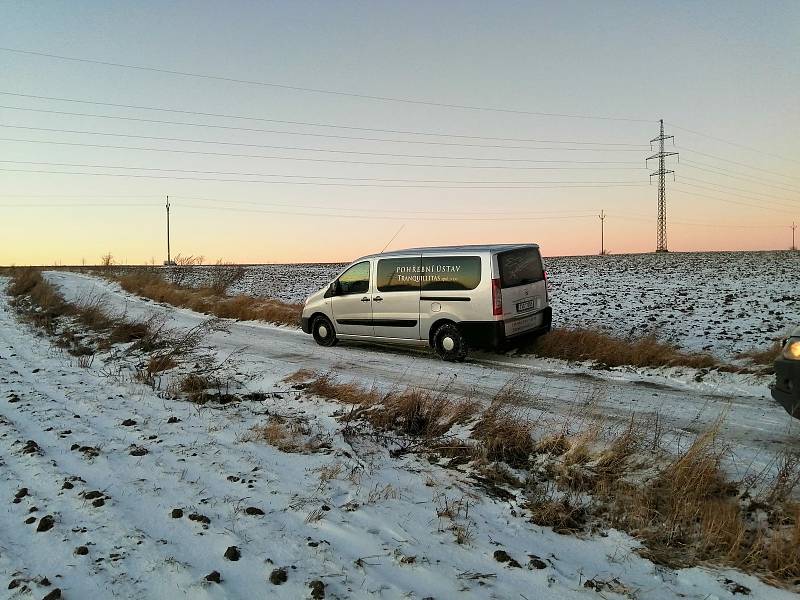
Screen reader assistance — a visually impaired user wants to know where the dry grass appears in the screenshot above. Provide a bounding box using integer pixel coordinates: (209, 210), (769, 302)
(590, 423), (800, 582)
(738, 341), (782, 365)
(434, 493), (475, 544)
(7, 268), (73, 331)
(8, 267), (46, 297)
(245, 415), (331, 454)
(535, 433), (571, 456)
(283, 368), (317, 384)
(526, 327), (719, 369)
(148, 354), (178, 374)
(116, 271), (302, 327)
(526, 484), (588, 534)
(372, 389), (478, 439)
(178, 373), (212, 397)
(304, 372), (382, 405)
(7, 270), (236, 400)
(297, 370), (479, 444)
(7, 269), (160, 351)
(472, 404), (535, 468)
(299, 364), (800, 586)
(108, 318), (152, 345)
(249, 417), (301, 452)
(208, 260), (245, 295)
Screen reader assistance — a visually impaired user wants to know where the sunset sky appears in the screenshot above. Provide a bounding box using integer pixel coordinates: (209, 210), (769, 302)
(1, 1), (798, 265)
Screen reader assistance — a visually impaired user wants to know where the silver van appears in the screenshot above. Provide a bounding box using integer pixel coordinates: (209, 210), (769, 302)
(300, 244), (551, 361)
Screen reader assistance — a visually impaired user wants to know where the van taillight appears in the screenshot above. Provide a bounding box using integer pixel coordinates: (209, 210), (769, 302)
(544, 270), (549, 302)
(492, 278), (503, 316)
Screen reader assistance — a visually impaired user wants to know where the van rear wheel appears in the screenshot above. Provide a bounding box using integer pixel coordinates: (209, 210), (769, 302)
(433, 323), (467, 362)
(312, 315), (337, 347)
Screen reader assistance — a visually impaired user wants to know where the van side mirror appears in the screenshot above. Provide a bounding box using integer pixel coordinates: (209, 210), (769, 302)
(324, 281), (337, 298)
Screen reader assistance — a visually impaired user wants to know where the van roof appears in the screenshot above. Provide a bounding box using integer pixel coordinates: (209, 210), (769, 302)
(358, 243), (539, 261)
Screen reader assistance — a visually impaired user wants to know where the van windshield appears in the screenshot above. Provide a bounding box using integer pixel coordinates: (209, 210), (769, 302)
(498, 247), (544, 288)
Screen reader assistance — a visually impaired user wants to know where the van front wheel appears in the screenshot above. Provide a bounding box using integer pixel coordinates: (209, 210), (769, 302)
(312, 315), (338, 347)
(433, 323), (467, 362)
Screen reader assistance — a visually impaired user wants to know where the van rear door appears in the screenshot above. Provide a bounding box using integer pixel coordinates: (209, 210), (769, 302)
(496, 247), (547, 337)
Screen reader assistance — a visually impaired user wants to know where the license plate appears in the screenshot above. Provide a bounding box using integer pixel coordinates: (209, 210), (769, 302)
(505, 312), (542, 337)
(516, 298), (537, 313)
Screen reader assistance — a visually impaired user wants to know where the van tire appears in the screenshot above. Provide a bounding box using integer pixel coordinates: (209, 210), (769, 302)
(433, 323), (467, 362)
(312, 315), (337, 347)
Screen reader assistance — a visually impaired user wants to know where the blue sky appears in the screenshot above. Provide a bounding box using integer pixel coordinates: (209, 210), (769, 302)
(1, 1), (798, 263)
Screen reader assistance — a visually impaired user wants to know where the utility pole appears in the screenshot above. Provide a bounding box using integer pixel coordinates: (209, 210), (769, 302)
(647, 120), (678, 253)
(792, 221), (797, 251)
(598, 210), (606, 255)
(165, 195), (171, 265)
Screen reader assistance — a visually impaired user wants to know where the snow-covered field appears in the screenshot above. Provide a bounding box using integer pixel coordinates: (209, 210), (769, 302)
(163, 251), (800, 361)
(2, 272), (798, 600)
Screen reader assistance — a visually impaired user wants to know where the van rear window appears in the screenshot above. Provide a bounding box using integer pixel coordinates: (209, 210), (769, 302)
(498, 248), (544, 288)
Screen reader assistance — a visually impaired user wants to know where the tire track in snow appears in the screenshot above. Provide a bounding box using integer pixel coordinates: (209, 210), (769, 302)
(0, 323), (218, 598)
(0, 294), (368, 598)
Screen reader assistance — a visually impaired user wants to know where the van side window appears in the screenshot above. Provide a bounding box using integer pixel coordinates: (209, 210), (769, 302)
(421, 256), (481, 291)
(377, 257), (421, 292)
(337, 261), (370, 295)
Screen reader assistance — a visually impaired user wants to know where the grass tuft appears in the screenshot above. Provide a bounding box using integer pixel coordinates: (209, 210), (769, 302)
(738, 341), (782, 366)
(526, 328), (718, 369)
(116, 270), (301, 327)
(472, 404), (535, 468)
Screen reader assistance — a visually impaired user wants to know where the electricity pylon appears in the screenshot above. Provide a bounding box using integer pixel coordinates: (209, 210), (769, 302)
(647, 120), (678, 253)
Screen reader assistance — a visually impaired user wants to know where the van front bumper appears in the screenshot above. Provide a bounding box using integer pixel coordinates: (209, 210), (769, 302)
(459, 307), (552, 350)
(771, 356), (800, 419)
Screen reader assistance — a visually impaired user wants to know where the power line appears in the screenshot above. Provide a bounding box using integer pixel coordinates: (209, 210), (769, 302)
(2, 198), (787, 228)
(0, 166), (650, 189)
(171, 202), (603, 222)
(0, 189), (601, 216)
(678, 175), (800, 208)
(0, 159), (645, 184)
(668, 123), (799, 165)
(0, 124), (643, 164)
(170, 194), (599, 216)
(672, 186), (797, 214)
(0, 90), (649, 146)
(0, 191), (601, 216)
(681, 161), (800, 193)
(608, 212), (790, 229)
(0, 202), (159, 208)
(0, 193), (160, 198)
(0, 47), (653, 122)
(0, 163), (641, 184)
(0, 138), (650, 170)
(0, 105), (648, 152)
(678, 146), (800, 181)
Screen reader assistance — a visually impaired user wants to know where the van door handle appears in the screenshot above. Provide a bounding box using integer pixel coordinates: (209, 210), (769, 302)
(373, 296), (383, 302)
(360, 297), (370, 302)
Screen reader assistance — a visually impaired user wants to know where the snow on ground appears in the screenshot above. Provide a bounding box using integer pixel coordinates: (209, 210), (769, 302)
(162, 250), (800, 361)
(2, 275), (799, 600)
(44, 271), (798, 481)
